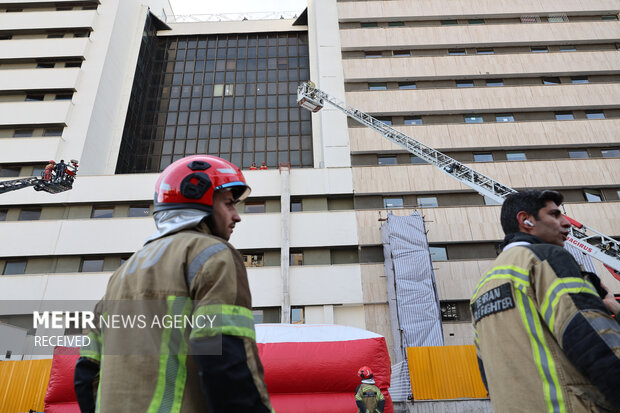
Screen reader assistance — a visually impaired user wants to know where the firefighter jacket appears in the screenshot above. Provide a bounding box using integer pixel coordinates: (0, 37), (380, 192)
(355, 379), (385, 413)
(75, 220), (273, 413)
(471, 232), (620, 413)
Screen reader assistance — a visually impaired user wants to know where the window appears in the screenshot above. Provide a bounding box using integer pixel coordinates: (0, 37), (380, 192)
(569, 150), (589, 159)
(242, 253), (264, 267)
(457, 80), (474, 88)
(0, 34), (12, 40)
(129, 206), (150, 217)
(560, 45), (576, 52)
(531, 46), (549, 53)
(555, 112), (574, 120)
(0, 209), (7, 221)
(398, 82), (416, 90)
(18, 209), (41, 221)
(602, 149), (620, 158)
(291, 307), (304, 324)
(602, 15), (619, 21)
(365, 51), (382, 58)
(404, 117), (423, 125)
(378, 156), (397, 165)
(375, 117), (392, 126)
(13, 129), (33, 138)
(91, 207), (114, 219)
(520, 16), (540, 23)
(47, 33), (65, 39)
(440, 301), (472, 322)
(393, 50), (410, 57)
(448, 50), (466, 56)
(3, 260), (27, 275)
(474, 153), (494, 162)
(571, 76), (589, 84)
(496, 113), (514, 122)
(368, 83), (387, 90)
(441, 20), (458, 25)
(584, 189), (603, 203)
(417, 196), (438, 208)
(429, 246), (447, 261)
(586, 111), (605, 119)
(0, 166), (20, 177)
(80, 258), (104, 272)
(361, 22), (378, 28)
(65, 62), (82, 68)
(44, 128), (63, 137)
(55, 94), (73, 101)
(213, 84), (224, 96)
(506, 152), (527, 161)
(244, 202), (265, 213)
(383, 198), (404, 208)
(25, 94), (44, 102)
(477, 49), (494, 55)
(252, 307), (280, 323)
(290, 252), (303, 266)
(73, 32), (89, 38)
(547, 15), (567, 23)
(465, 115), (483, 124)
(36, 63), (55, 69)
(486, 79), (504, 87)
(224, 84), (234, 96)
(410, 156), (427, 164)
(32, 166), (45, 177)
(468, 19), (485, 24)
(291, 201), (302, 212)
(542, 77), (561, 85)
(388, 22), (405, 27)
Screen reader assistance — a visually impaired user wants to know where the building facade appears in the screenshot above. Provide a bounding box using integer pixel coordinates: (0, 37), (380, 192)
(1, 0), (619, 364)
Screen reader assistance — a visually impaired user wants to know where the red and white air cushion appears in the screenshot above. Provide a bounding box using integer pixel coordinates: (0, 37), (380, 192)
(256, 324), (393, 413)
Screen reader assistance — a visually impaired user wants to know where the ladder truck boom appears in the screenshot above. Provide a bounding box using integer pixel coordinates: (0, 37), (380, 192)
(0, 160), (79, 195)
(297, 81), (620, 278)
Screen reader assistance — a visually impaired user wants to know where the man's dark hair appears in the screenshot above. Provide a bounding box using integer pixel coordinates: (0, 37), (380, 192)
(500, 190), (564, 235)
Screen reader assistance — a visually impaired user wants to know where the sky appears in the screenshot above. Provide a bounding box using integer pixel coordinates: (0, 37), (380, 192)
(168, 0), (307, 16)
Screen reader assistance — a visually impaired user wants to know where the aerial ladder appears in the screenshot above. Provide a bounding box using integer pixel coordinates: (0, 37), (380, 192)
(297, 81), (620, 279)
(0, 160), (79, 195)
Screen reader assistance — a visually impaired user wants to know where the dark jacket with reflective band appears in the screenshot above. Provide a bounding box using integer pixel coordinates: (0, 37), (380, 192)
(355, 382), (385, 413)
(471, 233), (620, 413)
(77, 222), (272, 413)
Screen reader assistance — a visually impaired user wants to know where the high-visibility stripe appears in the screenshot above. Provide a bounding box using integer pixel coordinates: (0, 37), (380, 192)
(541, 278), (599, 333)
(472, 265), (529, 300)
(148, 296), (192, 413)
(186, 243), (228, 287)
(80, 331), (102, 361)
(515, 289), (565, 413)
(190, 304), (256, 341)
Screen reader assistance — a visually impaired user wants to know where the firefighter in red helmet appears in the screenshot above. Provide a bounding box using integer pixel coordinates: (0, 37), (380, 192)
(355, 366), (385, 413)
(74, 155), (273, 413)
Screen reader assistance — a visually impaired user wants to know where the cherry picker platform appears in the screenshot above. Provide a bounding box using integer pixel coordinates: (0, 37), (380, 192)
(0, 160), (78, 195)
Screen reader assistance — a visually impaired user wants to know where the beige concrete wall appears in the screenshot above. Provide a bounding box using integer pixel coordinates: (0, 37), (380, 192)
(340, 22), (620, 50)
(337, 0), (620, 21)
(0, 9), (96, 31)
(349, 119), (620, 152)
(346, 83), (620, 115)
(356, 201), (620, 245)
(0, 68), (80, 92)
(0, 38), (89, 60)
(342, 51), (620, 82)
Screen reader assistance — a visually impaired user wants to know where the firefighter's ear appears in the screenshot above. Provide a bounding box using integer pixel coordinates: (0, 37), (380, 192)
(517, 211), (535, 229)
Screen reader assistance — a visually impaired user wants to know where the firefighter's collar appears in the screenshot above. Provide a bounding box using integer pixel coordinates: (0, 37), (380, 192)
(145, 209), (209, 245)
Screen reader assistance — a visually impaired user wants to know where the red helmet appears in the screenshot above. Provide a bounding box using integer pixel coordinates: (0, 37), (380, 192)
(154, 155), (250, 213)
(358, 366), (373, 380)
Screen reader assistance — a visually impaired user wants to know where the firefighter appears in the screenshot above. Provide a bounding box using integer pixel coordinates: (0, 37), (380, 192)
(249, 162), (258, 170)
(54, 159), (66, 182)
(74, 155), (273, 412)
(472, 190), (620, 412)
(259, 162), (268, 170)
(43, 160), (55, 181)
(355, 366), (385, 413)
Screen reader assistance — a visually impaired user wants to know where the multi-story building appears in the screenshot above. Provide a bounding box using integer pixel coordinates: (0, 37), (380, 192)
(1, 0), (619, 373)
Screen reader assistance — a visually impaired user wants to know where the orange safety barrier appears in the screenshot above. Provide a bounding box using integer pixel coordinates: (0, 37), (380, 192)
(0, 359), (52, 413)
(407, 345), (488, 400)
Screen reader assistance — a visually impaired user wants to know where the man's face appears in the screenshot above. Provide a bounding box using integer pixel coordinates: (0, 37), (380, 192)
(529, 201), (571, 247)
(210, 190), (241, 240)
